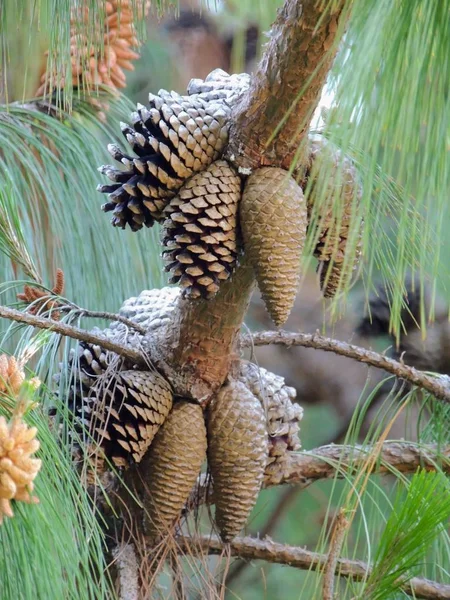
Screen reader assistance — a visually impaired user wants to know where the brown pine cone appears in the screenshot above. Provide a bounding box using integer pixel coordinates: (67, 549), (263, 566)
(306, 136), (363, 298)
(162, 160), (241, 298)
(140, 401), (207, 543)
(207, 381), (268, 542)
(240, 167), (308, 325)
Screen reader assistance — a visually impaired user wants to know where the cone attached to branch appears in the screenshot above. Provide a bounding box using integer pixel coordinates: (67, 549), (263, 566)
(306, 136), (363, 298)
(141, 401), (207, 543)
(162, 160), (242, 298)
(207, 380), (268, 542)
(0, 416), (41, 525)
(240, 167), (307, 326)
(98, 90), (231, 231)
(74, 369), (173, 472)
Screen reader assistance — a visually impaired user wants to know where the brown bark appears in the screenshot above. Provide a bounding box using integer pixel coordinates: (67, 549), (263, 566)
(150, 259), (255, 403)
(187, 442), (450, 511)
(174, 535), (450, 600)
(225, 0), (348, 171)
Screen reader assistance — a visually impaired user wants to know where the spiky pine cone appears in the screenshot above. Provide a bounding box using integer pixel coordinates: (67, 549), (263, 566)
(0, 355), (25, 397)
(305, 136), (363, 298)
(237, 362), (303, 486)
(140, 401), (207, 543)
(77, 370), (173, 472)
(98, 84), (234, 231)
(162, 160), (241, 298)
(240, 167), (308, 326)
(0, 416), (41, 524)
(56, 341), (111, 401)
(207, 381), (268, 542)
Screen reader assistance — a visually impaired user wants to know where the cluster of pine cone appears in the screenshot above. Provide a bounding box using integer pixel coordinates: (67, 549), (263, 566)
(56, 69), (366, 542)
(98, 70), (364, 320)
(58, 288), (301, 542)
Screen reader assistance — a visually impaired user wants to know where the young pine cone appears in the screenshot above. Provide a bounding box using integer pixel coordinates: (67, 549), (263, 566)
(140, 401), (207, 543)
(0, 355), (25, 397)
(0, 416), (41, 525)
(207, 381), (268, 542)
(306, 136), (363, 298)
(240, 167), (308, 326)
(162, 160), (241, 299)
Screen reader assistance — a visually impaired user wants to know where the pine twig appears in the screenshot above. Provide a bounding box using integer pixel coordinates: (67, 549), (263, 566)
(240, 330), (450, 402)
(0, 304), (145, 366)
(173, 535), (450, 600)
(322, 509), (352, 600)
(58, 305), (146, 335)
(188, 442), (450, 512)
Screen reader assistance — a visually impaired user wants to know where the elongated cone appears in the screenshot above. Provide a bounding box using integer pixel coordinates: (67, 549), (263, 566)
(142, 401), (207, 542)
(306, 136), (363, 298)
(207, 381), (268, 542)
(240, 168), (307, 326)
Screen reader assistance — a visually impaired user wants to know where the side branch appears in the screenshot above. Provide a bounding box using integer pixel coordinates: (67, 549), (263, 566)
(266, 442), (450, 488)
(188, 442), (450, 510)
(241, 330), (450, 402)
(174, 535), (450, 600)
(0, 305), (145, 366)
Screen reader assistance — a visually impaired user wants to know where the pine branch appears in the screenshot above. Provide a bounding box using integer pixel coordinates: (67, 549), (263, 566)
(225, 0), (349, 170)
(188, 442), (450, 511)
(173, 535), (450, 600)
(0, 304), (144, 366)
(58, 305), (146, 335)
(240, 330), (450, 402)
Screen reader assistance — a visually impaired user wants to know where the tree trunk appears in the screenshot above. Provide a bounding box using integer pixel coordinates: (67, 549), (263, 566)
(144, 0), (349, 405)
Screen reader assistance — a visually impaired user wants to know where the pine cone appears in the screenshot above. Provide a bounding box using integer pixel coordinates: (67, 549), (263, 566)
(240, 167), (308, 326)
(162, 160), (241, 298)
(74, 369), (173, 473)
(237, 362), (303, 486)
(0, 355), (25, 397)
(57, 341), (111, 400)
(207, 381), (268, 542)
(98, 90), (232, 231)
(306, 136), (363, 298)
(141, 401), (207, 543)
(0, 416), (41, 524)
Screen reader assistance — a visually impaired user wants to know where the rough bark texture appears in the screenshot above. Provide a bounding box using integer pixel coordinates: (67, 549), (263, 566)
(225, 0), (347, 171)
(143, 0), (348, 404)
(174, 535), (450, 600)
(149, 259), (255, 403)
(187, 442), (450, 510)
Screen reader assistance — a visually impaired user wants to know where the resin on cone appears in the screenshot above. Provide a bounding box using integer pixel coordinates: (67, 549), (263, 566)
(240, 167), (307, 326)
(207, 381), (268, 542)
(98, 86), (232, 231)
(141, 401), (207, 542)
(162, 160), (241, 298)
